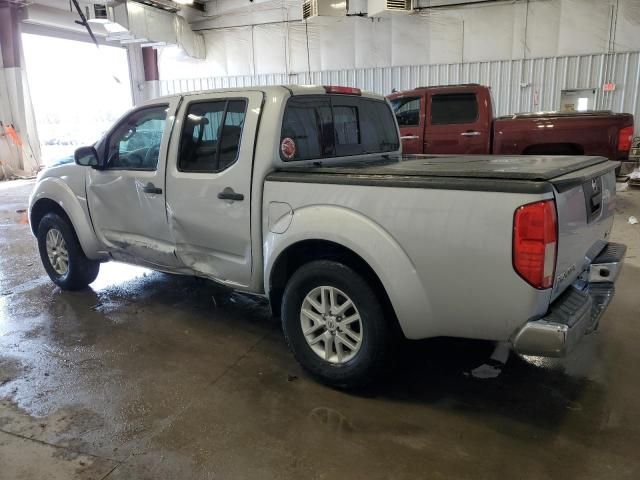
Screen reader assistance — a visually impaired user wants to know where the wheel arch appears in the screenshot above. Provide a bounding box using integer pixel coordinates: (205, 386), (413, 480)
(30, 198), (72, 236)
(264, 205), (434, 339)
(29, 177), (105, 260)
(269, 240), (399, 328)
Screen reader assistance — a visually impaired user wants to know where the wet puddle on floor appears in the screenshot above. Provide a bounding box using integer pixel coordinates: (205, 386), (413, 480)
(89, 262), (154, 292)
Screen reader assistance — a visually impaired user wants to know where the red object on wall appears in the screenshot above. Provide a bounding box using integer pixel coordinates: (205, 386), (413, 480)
(3, 124), (22, 147)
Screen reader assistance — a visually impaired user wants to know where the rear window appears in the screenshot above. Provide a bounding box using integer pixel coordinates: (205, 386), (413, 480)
(430, 93), (478, 125)
(280, 95), (399, 161)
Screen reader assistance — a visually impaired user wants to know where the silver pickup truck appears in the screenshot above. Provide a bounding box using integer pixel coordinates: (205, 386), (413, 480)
(29, 85), (625, 388)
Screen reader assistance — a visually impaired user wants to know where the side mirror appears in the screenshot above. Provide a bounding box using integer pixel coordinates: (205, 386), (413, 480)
(74, 146), (100, 168)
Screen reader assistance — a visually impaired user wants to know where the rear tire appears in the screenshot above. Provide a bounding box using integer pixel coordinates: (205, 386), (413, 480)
(37, 213), (100, 290)
(281, 260), (390, 389)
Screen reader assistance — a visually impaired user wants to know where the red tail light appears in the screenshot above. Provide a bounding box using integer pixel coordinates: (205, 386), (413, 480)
(324, 86), (361, 95)
(618, 125), (634, 152)
(513, 200), (558, 289)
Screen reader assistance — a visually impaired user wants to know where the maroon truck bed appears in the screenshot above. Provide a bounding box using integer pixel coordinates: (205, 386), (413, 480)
(493, 110), (634, 160)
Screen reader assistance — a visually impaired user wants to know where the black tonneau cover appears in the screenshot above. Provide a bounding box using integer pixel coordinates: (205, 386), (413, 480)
(268, 155), (618, 194)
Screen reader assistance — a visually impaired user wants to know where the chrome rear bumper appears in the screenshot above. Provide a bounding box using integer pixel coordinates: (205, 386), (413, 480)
(513, 242), (626, 357)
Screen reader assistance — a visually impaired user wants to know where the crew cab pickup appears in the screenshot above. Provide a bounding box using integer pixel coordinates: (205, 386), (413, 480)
(388, 84), (635, 174)
(29, 85), (625, 388)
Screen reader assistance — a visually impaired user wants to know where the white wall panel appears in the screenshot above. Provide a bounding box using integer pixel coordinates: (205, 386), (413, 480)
(616, 0), (640, 52)
(391, 14), (430, 67)
(287, 22), (321, 73)
(160, 51), (640, 136)
(203, 30), (230, 76)
(319, 18), (356, 70)
(525, 0), (561, 59)
(254, 23), (288, 75)
(557, 0), (612, 56)
(427, 11), (463, 65)
(161, 0), (639, 77)
(354, 17), (391, 68)
(156, 0), (640, 136)
(460, 3), (516, 62)
(222, 27), (253, 76)
(157, 47), (211, 81)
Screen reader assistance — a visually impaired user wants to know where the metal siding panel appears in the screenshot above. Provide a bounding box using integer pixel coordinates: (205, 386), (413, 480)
(158, 51), (639, 134)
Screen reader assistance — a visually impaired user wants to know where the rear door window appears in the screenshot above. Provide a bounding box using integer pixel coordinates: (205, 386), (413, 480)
(280, 95), (399, 161)
(390, 96), (421, 126)
(219, 100), (247, 171)
(179, 99), (247, 173)
(430, 93), (478, 125)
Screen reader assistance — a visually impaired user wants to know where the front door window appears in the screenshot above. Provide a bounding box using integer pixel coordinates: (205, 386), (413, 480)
(106, 105), (169, 170)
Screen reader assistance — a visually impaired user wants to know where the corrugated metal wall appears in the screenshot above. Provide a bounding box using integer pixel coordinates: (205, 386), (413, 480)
(159, 51), (640, 134)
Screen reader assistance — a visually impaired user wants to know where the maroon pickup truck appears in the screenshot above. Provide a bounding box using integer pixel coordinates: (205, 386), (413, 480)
(388, 84), (635, 173)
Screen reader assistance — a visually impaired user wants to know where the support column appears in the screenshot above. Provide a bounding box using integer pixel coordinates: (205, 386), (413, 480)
(128, 45), (161, 105)
(141, 47), (161, 101)
(0, 2), (40, 177)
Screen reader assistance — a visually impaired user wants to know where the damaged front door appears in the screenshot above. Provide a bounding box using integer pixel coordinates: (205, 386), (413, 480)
(86, 99), (182, 269)
(166, 91), (263, 287)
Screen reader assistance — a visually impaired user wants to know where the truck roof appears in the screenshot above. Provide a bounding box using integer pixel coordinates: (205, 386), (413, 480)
(387, 83), (485, 99)
(412, 83), (482, 90)
(145, 85), (384, 105)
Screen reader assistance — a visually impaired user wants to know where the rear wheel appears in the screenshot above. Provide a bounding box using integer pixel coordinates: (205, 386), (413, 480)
(37, 213), (100, 290)
(281, 260), (390, 389)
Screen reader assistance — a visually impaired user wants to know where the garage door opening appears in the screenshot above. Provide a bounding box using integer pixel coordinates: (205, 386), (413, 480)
(22, 33), (132, 165)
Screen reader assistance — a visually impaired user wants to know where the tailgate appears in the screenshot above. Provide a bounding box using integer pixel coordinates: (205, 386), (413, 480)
(550, 160), (619, 300)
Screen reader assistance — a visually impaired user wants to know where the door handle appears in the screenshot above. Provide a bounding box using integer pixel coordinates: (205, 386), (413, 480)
(401, 135), (419, 140)
(218, 187), (244, 202)
(143, 182), (163, 194)
(460, 131), (481, 137)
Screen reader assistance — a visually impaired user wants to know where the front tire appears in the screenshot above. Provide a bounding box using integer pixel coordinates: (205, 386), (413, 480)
(37, 213), (100, 290)
(281, 260), (390, 389)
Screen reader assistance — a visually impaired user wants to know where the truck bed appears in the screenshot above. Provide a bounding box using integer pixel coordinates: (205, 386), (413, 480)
(269, 155), (616, 193)
(267, 154), (618, 313)
(493, 113), (634, 161)
(496, 110), (631, 121)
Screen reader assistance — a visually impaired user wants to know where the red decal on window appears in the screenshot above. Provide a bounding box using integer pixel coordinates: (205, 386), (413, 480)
(281, 137), (296, 159)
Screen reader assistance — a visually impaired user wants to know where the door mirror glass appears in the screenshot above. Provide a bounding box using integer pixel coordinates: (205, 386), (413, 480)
(74, 146), (99, 167)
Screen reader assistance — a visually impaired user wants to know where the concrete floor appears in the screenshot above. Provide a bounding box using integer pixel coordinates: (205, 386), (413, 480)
(0, 179), (639, 480)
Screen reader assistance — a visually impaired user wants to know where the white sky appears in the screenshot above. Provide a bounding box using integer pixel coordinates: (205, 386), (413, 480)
(22, 34), (133, 163)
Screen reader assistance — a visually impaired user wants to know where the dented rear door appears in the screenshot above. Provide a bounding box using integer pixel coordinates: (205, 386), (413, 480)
(165, 90), (264, 288)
